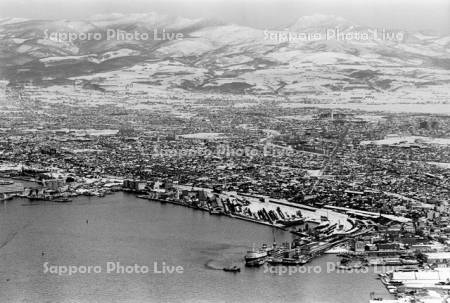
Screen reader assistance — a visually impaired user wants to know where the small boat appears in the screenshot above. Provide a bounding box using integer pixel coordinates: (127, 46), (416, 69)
(281, 258), (304, 266)
(245, 257), (266, 267)
(53, 197), (72, 203)
(137, 195), (150, 199)
(28, 196), (52, 201)
(267, 257), (284, 265)
(302, 256), (312, 264)
(387, 286), (397, 294)
(223, 265), (241, 273)
(209, 208), (223, 215)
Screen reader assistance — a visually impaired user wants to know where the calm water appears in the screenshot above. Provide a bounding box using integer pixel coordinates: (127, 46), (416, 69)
(0, 192), (390, 303)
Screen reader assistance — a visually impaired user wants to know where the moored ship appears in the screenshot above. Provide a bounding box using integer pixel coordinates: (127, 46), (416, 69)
(245, 245), (268, 267)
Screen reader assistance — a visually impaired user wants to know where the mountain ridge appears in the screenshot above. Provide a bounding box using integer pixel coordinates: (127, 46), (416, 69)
(0, 12), (449, 97)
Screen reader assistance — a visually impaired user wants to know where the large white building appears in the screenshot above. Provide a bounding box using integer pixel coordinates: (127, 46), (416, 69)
(391, 268), (450, 288)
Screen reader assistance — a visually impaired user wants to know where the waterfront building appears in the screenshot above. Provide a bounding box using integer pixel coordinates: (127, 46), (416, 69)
(425, 252), (450, 267)
(42, 178), (66, 191)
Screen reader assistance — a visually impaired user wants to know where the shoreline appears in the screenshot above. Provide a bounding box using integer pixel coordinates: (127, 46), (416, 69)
(143, 196), (289, 231)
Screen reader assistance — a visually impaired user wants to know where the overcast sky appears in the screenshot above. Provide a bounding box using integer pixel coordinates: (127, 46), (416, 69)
(0, 0), (449, 34)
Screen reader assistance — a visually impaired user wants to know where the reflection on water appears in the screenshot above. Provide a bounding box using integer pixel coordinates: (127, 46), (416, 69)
(0, 192), (389, 303)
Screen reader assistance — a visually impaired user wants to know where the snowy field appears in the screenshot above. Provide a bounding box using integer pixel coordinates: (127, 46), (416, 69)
(179, 132), (226, 140)
(361, 135), (450, 146)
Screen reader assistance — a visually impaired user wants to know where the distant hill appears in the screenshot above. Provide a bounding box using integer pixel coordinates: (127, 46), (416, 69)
(0, 13), (449, 95)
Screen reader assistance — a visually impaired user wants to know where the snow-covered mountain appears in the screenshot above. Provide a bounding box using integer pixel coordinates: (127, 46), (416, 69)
(288, 14), (356, 31)
(0, 13), (449, 95)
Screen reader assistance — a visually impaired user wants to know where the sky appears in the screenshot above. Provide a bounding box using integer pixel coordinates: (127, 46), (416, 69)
(0, 0), (449, 34)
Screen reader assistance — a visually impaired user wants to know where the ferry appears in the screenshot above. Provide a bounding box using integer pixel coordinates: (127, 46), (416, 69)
(245, 245), (268, 267)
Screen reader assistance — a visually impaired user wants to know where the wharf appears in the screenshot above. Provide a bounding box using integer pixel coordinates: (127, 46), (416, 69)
(143, 196), (288, 230)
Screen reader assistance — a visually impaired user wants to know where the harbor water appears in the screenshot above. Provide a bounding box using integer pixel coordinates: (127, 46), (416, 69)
(0, 192), (390, 302)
